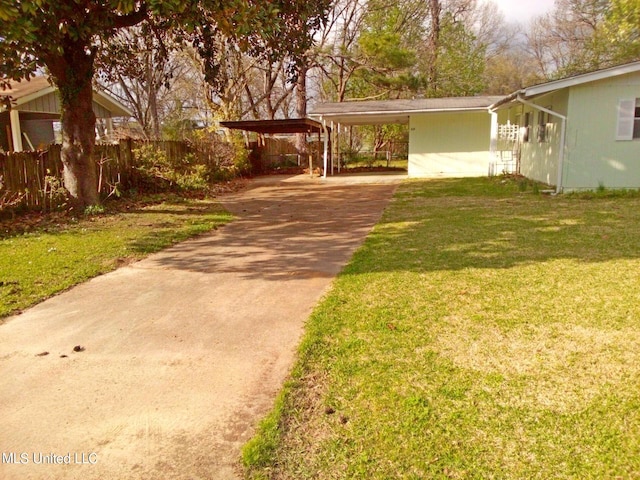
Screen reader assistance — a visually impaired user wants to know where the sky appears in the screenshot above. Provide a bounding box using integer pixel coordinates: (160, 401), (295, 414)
(488, 0), (557, 23)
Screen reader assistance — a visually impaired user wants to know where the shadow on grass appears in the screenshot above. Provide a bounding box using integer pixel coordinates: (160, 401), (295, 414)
(137, 177), (640, 281)
(346, 178), (640, 274)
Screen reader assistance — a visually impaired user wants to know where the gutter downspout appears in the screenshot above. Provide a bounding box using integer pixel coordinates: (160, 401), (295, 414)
(514, 94), (567, 194)
(489, 111), (498, 176)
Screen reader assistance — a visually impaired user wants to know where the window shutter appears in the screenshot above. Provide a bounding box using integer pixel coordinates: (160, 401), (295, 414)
(616, 98), (635, 141)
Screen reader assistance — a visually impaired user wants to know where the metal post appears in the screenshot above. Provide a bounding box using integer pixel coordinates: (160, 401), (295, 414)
(322, 119), (329, 179)
(330, 121), (335, 176)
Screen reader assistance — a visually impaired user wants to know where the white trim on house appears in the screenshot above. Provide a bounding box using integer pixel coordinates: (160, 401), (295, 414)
(524, 61), (640, 97)
(10, 86), (57, 109)
(490, 61), (640, 111)
(93, 90), (133, 118)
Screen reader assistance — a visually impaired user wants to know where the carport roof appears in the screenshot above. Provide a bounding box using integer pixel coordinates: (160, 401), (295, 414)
(310, 96), (503, 125)
(220, 118), (324, 135)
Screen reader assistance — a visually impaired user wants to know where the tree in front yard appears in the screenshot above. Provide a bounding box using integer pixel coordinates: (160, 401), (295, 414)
(0, 1), (329, 210)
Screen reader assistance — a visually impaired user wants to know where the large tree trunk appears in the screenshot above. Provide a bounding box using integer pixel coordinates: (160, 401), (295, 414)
(428, 0), (441, 93)
(46, 42), (99, 210)
(147, 52), (161, 140)
(295, 65), (309, 168)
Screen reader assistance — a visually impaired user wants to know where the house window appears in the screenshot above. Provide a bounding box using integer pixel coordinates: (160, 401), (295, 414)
(616, 98), (640, 141)
(522, 112), (532, 143)
(537, 111), (547, 142)
(536, 107), (552, 143)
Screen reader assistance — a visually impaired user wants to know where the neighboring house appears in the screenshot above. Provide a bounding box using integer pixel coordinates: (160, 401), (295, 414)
(310, 60), (640, 191)
(311, 96), (503, 178)
(0, 76), (131, 152)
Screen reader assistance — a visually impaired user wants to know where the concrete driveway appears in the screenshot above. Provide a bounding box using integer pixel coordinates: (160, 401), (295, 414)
(0, 174), (401, 480)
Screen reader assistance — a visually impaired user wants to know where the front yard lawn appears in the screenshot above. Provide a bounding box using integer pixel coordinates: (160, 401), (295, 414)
(244, 177), (640, 479)
(0, 195), (232, 321)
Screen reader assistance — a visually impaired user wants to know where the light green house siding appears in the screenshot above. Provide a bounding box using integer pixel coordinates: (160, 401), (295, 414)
(408, 111), (492, 177)
(495, 90), (569, 186)
(563, 73), (640, 190)
(495, 69), (640, 191)
(519, 90), (568, 187)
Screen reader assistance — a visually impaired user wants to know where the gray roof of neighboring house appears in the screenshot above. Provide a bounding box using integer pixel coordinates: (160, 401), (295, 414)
(0, 76), (132, 117)
(309, 96), (504, 125)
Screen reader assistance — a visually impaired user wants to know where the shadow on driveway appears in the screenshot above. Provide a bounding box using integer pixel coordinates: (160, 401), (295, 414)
(0, 175), (400, 480)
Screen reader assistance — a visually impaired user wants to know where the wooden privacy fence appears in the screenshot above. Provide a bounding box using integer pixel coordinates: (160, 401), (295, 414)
(0, 139), (232, 212)
(249, 137), (323, 173)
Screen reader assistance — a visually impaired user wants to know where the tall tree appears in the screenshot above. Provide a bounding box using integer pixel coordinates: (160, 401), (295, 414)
(96, 22), (183, 140)
(315, 0), (369, 102)
(0, 0), (329, 209)
(430, 11), (486, 96)
(601, 0), (640, 64)
(525, 0), (609, 78)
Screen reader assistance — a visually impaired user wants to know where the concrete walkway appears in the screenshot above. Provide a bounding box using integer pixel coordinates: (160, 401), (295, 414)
(0, 175), (401, 480)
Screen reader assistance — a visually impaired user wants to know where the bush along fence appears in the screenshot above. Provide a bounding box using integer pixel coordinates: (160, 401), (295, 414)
(0, 138), (246, 213)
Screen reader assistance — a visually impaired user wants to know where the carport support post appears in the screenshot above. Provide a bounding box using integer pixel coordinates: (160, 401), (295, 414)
(321, 119), (329, 179)
(338, 124), (347, 173)
(308, 129), (313, 177)
(330, 121), (335, 175)
(337, 123), (342, 173)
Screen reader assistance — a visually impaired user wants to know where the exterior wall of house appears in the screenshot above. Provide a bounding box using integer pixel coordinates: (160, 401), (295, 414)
(408, 111), (492, 178)
(563, 73), (640, 190)
(17, 92), (112, 118)
(19, 92), (60, 114)
(496, 89), (569, 187)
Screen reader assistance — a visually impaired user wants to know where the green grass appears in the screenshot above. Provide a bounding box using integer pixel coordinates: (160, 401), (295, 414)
(0, 196), (232, 320)
(342, 156), (408, 170)
(243, 177), (640, 479)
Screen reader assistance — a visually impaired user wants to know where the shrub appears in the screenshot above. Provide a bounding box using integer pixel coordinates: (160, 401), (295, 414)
(0, 174), (27, 216)
(42, 172), (69, 212)
(133, 144), (175, 192)
(133, 141), (243, 194)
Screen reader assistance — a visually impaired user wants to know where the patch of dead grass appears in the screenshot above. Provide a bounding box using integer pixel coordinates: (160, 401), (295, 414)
(433, 317), (640, 413)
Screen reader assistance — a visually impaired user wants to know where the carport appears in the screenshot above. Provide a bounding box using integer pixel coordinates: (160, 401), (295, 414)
(223, 95), (502, 179)
(310, 96), (502, 178)
(310, 100), (411, 177)
(220, 118), (329, 177)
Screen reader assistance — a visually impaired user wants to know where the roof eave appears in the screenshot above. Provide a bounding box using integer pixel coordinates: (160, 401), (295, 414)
(525, 61), (640, 97)
(1, 85), (57, 110)
(94, 90), (133, 117)
(488, 91), (524, 111)
(311, 106), (493, 117)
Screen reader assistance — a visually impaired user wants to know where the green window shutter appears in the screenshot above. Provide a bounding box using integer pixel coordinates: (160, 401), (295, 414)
(616, 98), (635, 141)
